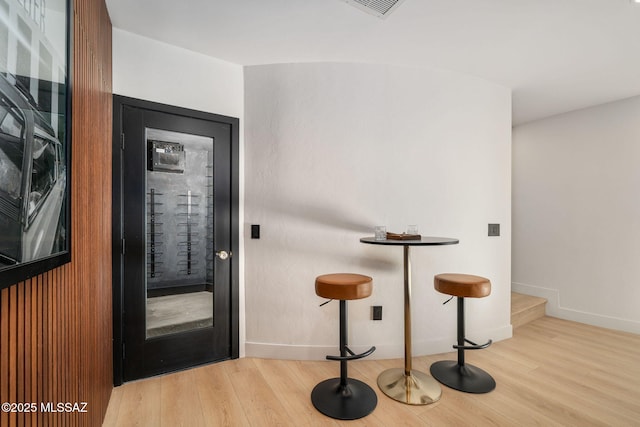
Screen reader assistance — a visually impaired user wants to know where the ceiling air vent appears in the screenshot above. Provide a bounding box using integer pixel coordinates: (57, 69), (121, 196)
(340, 0), (408, 19)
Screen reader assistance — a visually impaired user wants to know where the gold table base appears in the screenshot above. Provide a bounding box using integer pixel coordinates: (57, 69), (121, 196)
(377, 368), (442, 405)
(359, 238), (458, 406)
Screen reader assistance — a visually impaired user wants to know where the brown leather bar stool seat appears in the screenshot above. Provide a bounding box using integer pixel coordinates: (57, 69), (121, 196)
(311, 273), (377, 420)
(430, 273), (496, 393)
(315, 273), (373, 300)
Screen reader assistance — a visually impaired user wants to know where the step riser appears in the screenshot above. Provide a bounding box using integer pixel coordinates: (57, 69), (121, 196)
(511, 292), (547, 329)
(512, 304), (546, 329)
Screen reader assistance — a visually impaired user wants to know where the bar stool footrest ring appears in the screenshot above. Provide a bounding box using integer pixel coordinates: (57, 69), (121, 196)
(326, 346), (376, 361)
(453, 339), (492, 350)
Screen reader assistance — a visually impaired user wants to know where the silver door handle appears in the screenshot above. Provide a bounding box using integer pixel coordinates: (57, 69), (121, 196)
(216, 250), (231, 260)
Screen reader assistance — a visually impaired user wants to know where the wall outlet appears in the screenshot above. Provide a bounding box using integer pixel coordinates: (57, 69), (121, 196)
(372, 306), (382, 321)
(251, 224), (260, 239)
(488, 223), (500, 236)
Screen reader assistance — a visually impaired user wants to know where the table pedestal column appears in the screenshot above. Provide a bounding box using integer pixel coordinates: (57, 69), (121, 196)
(377, 245), (442, 405)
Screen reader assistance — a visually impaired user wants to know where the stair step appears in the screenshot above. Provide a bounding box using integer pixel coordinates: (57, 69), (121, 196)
(511, 292), (547, 329)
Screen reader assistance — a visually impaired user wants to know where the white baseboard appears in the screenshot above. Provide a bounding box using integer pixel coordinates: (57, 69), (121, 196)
(512, 281), (640, 334)
(244, 325), (512, 360)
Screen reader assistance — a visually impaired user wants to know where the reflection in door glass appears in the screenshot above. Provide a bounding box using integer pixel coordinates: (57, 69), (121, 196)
(145, 128), (214, 338)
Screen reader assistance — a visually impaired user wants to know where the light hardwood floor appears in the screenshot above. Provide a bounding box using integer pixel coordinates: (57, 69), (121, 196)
(103, 317), (640, 426)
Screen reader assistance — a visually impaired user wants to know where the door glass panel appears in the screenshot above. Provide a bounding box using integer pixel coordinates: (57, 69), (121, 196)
(145, 128), (214, 338)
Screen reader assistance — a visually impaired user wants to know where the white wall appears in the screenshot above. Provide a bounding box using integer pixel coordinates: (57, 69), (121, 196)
(244, 63), (512, 359)
(111, 28), (247, 354)
(512, 96), (640, 334)
(112, 29), (243, 118)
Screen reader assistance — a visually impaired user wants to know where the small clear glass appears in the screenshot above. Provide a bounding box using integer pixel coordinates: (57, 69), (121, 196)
(407, 225), (419, 235)
(374, 226), (387, 241)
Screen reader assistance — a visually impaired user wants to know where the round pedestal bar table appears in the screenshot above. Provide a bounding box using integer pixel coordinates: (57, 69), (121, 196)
(360, 236), (459, 405)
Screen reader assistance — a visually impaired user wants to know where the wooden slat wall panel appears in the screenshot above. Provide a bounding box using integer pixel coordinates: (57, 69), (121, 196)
(0, 1), (113, 426)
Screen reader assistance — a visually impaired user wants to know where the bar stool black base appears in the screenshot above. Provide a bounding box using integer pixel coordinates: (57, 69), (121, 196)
(311, 378), (377, 420)
(430, 360), (496, 394)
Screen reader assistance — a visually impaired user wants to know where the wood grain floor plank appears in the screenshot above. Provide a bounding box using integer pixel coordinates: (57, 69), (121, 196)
(102, 388), (121, 427)
(102, 317), (640, 426)
(160, 369), (207, 427)
(115, 377), (161, 427)
(223, 358), (293, 426)
(195, 361), (251, 427)
(252, 358), (335, 427)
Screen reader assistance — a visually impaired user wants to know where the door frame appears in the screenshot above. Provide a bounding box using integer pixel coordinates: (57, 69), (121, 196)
(111, 95), (239, 386)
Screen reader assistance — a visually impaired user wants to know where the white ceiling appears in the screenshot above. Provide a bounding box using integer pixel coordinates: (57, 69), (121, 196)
(105, 0), (640, 125)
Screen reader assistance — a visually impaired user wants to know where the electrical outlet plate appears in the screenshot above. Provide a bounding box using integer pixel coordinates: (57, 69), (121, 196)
(372, 306), (382, 320)
(488, 224), (500, 236)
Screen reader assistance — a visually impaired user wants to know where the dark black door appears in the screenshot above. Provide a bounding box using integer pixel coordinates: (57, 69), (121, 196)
(112, 96), (239, 383)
